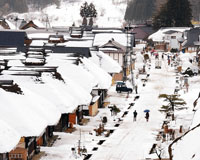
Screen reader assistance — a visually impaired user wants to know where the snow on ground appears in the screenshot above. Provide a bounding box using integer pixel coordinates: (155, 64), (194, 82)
(169, 52), (200, 160)
(39, 51), (199, 160)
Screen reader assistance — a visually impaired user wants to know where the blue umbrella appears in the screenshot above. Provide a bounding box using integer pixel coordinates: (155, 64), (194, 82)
(144, 109), (150, 113)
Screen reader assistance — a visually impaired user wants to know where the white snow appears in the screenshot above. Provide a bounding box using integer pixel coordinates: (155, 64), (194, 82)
(81, 57), (112, 89)
(148, 27), (190, 42)
(0, 88), (48, 137)
(90, 50), (122, 73)
(0, 120), (20, 153)
(7, 0), (127, 28)
(93, 33), (128, 47)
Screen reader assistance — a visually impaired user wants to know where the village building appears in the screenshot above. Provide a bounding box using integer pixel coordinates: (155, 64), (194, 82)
(182, 27), (200, 53)
(20, 20), (45, 30)
(93, 32), (134, 81)
(148, 27), (190, 52)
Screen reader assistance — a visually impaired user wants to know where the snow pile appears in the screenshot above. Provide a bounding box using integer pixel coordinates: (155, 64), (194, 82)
(179, 52), (197, 71)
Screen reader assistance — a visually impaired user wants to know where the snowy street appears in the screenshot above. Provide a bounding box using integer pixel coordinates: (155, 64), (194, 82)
(40, 54), (181, 160)
(91, 55), (176, 160)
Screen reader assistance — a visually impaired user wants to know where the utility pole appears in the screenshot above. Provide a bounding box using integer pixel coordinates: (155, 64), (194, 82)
(123, 25), (135, 87)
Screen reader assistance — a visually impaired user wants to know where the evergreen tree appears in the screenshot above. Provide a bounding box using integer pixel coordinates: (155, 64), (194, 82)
(80, 2), (97, 18)
(124, 0), (155, 23)
(80, 2), (90, 18)
(158, 94), (186, 120)
(153, 0), (193, 29)
(88, 3), (97, 18)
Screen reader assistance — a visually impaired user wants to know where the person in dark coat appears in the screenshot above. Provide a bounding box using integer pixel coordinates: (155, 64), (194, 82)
(145, 112), (149, 122)
(133, 110), (137, 121)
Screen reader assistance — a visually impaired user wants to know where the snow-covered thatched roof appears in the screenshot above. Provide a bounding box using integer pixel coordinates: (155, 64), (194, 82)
(0, 120), (20, 153)
(90, 50), (122, 73)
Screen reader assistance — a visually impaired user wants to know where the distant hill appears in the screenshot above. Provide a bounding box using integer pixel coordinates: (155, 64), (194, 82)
(125, 0), (200, 23)
(0, 0), (60, 16)
(1, 0), (127, 28)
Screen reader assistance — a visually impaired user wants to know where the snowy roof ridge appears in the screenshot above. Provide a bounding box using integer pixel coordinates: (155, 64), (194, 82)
(81, 57), (112, 89)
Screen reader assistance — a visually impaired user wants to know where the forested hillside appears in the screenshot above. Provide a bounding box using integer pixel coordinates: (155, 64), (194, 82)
(0, 0), (28, 16)
(125, 0), (200, 23)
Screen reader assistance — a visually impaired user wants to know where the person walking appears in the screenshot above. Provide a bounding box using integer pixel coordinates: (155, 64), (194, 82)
(145, 112), (149, 122)
(135, 84), (138, 94)
(133, 110), (137, 121)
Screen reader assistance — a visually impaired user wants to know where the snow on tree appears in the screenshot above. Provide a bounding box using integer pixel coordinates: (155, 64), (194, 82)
(80, 2), (97, 18)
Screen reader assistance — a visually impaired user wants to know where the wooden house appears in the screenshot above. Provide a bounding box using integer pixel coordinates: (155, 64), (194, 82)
(9, 137), (36, 160)
(99, 38), (126, 66)
(163, 30), (184, 51)
(54, 106), (84, 132)
(0, 153), (9, 160)
(20, 20), (42, 30)
(36, 126), (54, 146)
(83, 96), (99, 116)
(98, 38), (134, 81)
(92, 89), (108, 108)
(89, 96), (99, 116)
(54, 113), (69, 132)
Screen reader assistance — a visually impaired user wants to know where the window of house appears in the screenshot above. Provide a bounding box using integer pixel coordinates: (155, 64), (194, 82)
(171, 36), (176, 39)
(114, 53), (118, 60)
(9, 153), (23, 160)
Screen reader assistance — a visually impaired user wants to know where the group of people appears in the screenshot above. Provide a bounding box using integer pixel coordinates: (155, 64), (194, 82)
(133, 110), (149, 122)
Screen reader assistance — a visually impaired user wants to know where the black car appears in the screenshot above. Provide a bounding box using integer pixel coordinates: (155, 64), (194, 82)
(116, 82), (133, 93)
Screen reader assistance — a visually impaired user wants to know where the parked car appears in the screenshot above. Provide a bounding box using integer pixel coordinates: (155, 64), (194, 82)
(116, 81), (133, 93)
(181, 67), (198, 77)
